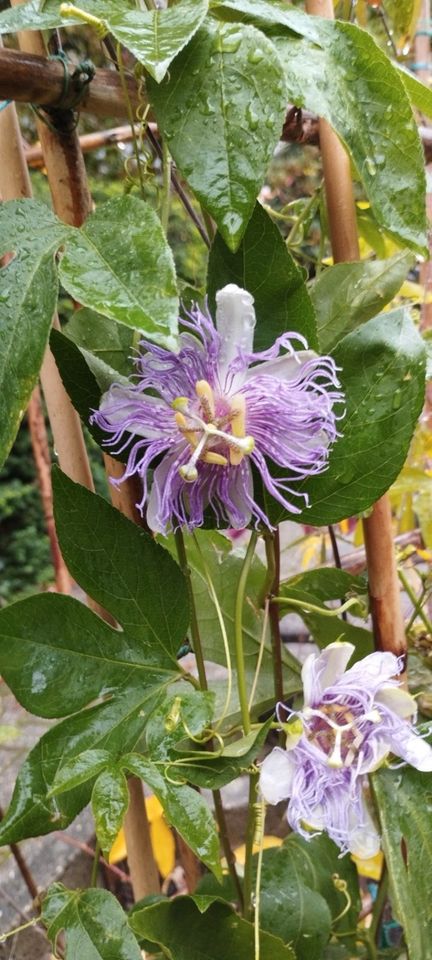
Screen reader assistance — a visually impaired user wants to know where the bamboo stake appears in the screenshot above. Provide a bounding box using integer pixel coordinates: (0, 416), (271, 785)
(0, 46), (140, 117)
(305, 0), (406, 661)
(123, 777), (160, 899)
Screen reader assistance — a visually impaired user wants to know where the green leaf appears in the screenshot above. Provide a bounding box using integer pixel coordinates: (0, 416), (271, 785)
(52, 468), (189, 662)
(207, 202), (318, 350)
(109, 0), (209, 83)
(0, 474), (188, 844)
(372, 760), (432, 959)
(42, 883), (142, 960)
(213, 1), (428, 254)
(145, 695), (272, 789)
(267, 308), (426, 526)
(279, 833), (361, 947)
(278, 569), (372, 659)
(310, 252), (414, 353)
(0, 0), (207, 82)
(0, 0), (135, 33)
(0, 199), (68, 468)
(59, 195), (179, 349)
(258, 846), (332, 960)
(399, 63), (432, 118)
(148, 21), (287, 251)
(122, 754), (222, 879)
(64, 307), (135, 381)
(129, 896), (296, 959)
(0, 694), (154, 845)
(92, 765), (129, 856)
(49, 749), (112, 796)
(50, 329), (108, 449)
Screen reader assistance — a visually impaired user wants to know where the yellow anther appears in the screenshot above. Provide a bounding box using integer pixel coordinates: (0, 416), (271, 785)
(201, 451), (228, 466)
(179, 464), (198, 482)
(175, 412), (198, 448)
(172, 397), (189, 412)
(229, 394), (247, 465)
(195, 380), (215, 420)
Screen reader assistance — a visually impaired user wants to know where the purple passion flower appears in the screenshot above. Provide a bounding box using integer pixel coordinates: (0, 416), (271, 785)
(260, 641), (432, 858)
(92, 285), (343, 533)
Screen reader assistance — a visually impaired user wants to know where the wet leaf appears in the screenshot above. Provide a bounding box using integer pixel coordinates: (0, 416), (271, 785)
(372, 759), (432, 958)
(64, 308), (135, 380)
(0, 200), (68, 468)
(129, 896), (296, 959)
(148, 21), (287, 250)
(59, 196), (179, 349)
(310, 251), (415, 353)
(42, 883), (142, 960)
(214, 0), (428, 254)
(92, 766), (130, 856)
(207, 201), (318, 350)
(109, 0), (209, 82)
(123, 754), (222, 879)
(0, 473), (188, 844)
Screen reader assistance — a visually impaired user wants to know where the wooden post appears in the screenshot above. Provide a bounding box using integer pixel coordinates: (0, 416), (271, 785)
(123, 777), (160, 900)
(305, 0), (406, 660)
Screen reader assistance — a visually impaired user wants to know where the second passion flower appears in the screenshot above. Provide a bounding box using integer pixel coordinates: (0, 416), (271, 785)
(91, 285), (344, 533)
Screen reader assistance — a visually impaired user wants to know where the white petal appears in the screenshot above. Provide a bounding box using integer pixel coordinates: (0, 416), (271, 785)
(259, 748), (295, 804)
(375, 687), (417, 720)
(357, 737), (390, 775)
(389, 725), (432, 772)
(301, 642), (355, 707)
(246, 350), (317, 382)
(215, 285), (256, 386)
(348, 799), (381, 860)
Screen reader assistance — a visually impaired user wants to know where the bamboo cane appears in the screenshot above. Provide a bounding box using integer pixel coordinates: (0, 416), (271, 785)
(0, 46), (140, 117)
(305, 0), (406, 661)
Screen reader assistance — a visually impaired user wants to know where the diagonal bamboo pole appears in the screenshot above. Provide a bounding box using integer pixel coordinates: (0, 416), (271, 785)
(7, 1), (160, 898)
(305, 0), (406, 661)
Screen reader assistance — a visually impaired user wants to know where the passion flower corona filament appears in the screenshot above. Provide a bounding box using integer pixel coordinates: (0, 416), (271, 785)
(91, 285), (344, 533)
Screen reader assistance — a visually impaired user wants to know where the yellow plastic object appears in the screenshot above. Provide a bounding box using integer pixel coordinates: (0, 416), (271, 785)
(109, 795), (176, 879)
(222, 835), (282, 873)
(351, 849), (384, 881)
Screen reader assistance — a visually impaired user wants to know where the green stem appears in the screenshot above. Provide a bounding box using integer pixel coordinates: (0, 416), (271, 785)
(369, 864), (388, 945)
(116, 42), (146, 201)
(234, 531), (259, 735)
(91, 839), (101, 887)
(243, 771), (259, 919)
(174, 529), (242, 907)
(161, 138), (172, 234)
(263, 529), (284, 704)
(174, 529), (208, 690)
(406, 584), (427, 634)
(273, 595), (361, 618)
(398, 569), (432, 635)
(213, 789), (244, 911)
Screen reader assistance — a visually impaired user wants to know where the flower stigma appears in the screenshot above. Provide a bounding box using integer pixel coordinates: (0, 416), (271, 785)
(173, 379), (255, 483)
(302, 704), (382, 769)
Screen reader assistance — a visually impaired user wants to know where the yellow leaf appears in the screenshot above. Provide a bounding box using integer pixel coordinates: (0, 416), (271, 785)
(224, 836), (282, 872)
(109, 795), (176, 878)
